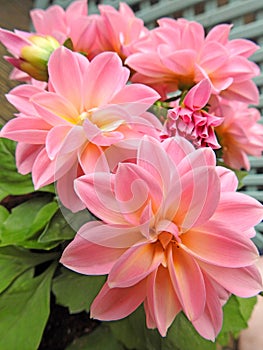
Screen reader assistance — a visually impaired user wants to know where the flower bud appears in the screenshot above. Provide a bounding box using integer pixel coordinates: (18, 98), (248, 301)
(20, 35), (60, 81)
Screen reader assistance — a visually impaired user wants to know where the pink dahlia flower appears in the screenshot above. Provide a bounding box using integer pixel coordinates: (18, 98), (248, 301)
(31, 0), (100, 57)
(96, 2), (149, 61)
(61, 136), (263, 340)
(0, 0), (100, 81)
(214, 100), (263, 170)
(0, 47), (161, 211)
(165, 79), (222, 148)
(126, 19), (260, 103)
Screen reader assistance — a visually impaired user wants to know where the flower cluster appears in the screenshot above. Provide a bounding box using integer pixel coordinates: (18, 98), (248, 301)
(1, 0), (263, 341)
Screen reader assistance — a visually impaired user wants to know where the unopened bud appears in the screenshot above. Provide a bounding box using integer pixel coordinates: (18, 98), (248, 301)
(20, 35), (60, 81)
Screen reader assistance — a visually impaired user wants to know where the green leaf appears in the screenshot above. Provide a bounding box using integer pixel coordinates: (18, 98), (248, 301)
(0, 246), (59, 294)
(166, 313), (216, 350)
(109, 306), (164, 350)
(66, 325), (125, 350)
(38, 210), (76, 243)
(0, 138), (35, 196)
(52, 267), (106, 313)
(216, 295), (257, 346)
(0, 205), (9, 224)
(0, 196), (58, 248)
(0, 262), (57, 350)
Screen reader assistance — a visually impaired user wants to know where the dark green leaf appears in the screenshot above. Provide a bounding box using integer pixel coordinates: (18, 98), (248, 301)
(0, 246), (58, 294)
(109, 306), (164, 350)
(166, 312), (216, 350)
(52, 267), (106, 313)
(66, 325), (125, 350)
(0, 138), (34, 196)
(0, 262), (57, 350)
(38, 210), (76, 243)
(216, 295), (257, 346)
(0, 196), (57, 247)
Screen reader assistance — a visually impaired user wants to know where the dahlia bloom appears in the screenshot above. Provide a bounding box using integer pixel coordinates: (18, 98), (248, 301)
(126, 19), (260, 103)
(0, 0), (99, 81)
(214, 100), (263, 170)
(31, 0), (100, 58)
(0, 47), (161, 211)
(61, 136), (263, 340)
(96, 2), (149, 61)
(165, 79), (222, 148)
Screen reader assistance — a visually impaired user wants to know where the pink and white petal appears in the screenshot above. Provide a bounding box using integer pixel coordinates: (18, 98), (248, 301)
(108, 243), (163, 288)
(60, 231), (125, 275)
(110, 83), (160, 114)
(147, 266), (181, 337)
(90, 279), (146, 321)
(115, 162), (163, 222)
(32, 92), (79, 125)
(16, 143), (43, 175)
(66, 0), (87, 18)
(180, 228), (259, 268)
(216, 166), (238, 192)
(177, 147), (216, 177)
(6, 84), (46, 115)
(137, 136), (172, 192)
(56, 163), (86, 213)
(211, 192), (263, 234)
(162, 136), (195, 167)
(77, 220), (144, 248)
(32, 147), (76, 189)
(0, 28), (30, 56)
(222, 80), (259, 105)
(46, 125), (72, 159)
(79, 142), (109, 174)
(199, 262), (262, 297)
(192, 275), (223, 341)
(54, 125), (86, 157)
(0, 117), (50, 144)
(184, 79), (211, 110)
(74, 173), (127, 224)
(168, 246), (206, 321)
(48, 47), (86, 110)
(176, 166), (220, 230)
(83, 52), (129, 109)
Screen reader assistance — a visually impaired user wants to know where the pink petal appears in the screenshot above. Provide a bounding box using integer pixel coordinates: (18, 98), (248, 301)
(192, 275), (223, 341)
(79, 142), (109, 174)
(32, 91), (78, 126)
(146, 266), (181, 336)
(6, 84), (46, 115)
(0, 117), (50, 144)
(115, 162), (163, 224)
(162, 136), (195, 167)
(167, 246), (206, 321)
(60, 230), (125, 275)
(108, 243), (163, 288)
(216, 166), (238, 192)
(77, 220), (143, 248)
(160, 48), (196, 75)
(83, 52), (130, 109)
(110, 83), (160, 114)
(0, 28), (30, 56)
(66, 0), (87, 18)
(46, 125), (86, 159)
(74, 173), (127, 225)
(181, 228), (259, 268)
(176, 166), (220, 229)
(56, 163), (85, 213)
(48, 47), (88, 111)
(16, 143), (43, 175)
(211, 192), (263, 235)
(90, 279), (146, 320)
(184, 79), (211, 110)
(199, 262), (262, 297)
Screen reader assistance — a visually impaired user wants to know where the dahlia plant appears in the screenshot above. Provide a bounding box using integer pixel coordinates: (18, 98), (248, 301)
(0, 1), (263, 349)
